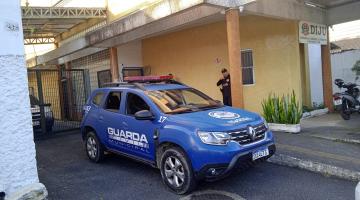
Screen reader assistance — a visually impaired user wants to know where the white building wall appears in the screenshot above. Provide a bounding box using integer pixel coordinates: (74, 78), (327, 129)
(0, 0), (44, 197)
(331, 49), (360, 93)
(308, 44), (324, 106)
(117, 40), (143, 78)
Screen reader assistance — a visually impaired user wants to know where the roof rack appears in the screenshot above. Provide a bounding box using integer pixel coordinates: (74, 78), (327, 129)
(101, 82), (146, 90)
(101, 75), (187, 90)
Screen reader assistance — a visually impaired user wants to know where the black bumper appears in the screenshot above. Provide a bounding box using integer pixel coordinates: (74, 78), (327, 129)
(195, 144), (276, 181)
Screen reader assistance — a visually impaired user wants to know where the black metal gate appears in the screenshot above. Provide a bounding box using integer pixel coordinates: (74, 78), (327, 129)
(27, 69), (90, 136)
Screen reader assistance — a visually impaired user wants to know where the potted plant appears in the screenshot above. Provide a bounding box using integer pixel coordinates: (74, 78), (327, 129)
(262, 91), (302, 133)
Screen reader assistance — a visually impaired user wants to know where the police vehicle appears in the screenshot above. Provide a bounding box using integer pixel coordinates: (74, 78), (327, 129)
(81, 75), (275, 194)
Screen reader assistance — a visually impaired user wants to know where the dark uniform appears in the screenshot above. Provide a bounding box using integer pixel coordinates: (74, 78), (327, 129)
(216, 75), (232, 106)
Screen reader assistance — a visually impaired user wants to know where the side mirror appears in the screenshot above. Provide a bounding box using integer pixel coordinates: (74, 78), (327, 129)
(134, 110), (155, 120)
(215, 100), (223, 105)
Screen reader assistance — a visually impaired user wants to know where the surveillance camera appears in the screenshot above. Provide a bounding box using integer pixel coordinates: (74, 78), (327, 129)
(239, 5), (244, 12)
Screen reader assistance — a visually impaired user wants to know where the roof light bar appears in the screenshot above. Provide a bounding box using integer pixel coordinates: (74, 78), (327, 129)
(124, 75), (174, 82)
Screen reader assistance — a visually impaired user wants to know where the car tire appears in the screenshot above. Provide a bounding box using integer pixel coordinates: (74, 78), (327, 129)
(85, 131), (104, 163)
(160, 147), (196, 194)
(341, 100), (351, 120)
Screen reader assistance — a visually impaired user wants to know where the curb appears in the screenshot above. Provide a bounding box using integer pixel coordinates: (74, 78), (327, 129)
(268, 154), (360, 182)
(6, 183), (47, 200)
(302, 108), (329, 119)
(310, 135), (360, 145)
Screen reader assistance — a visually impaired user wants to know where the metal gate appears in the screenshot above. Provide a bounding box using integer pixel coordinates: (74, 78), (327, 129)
(27, 69), (90, 136)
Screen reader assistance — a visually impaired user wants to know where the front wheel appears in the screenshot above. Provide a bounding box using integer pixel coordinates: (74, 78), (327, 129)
(85, 131), (105, 163)
(160, 147), (196, 194)
(340, 99), (351, 120)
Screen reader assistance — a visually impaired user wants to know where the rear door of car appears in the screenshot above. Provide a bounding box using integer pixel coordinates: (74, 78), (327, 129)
(97, 89), (127, 151)
(82, 90), (106, 140)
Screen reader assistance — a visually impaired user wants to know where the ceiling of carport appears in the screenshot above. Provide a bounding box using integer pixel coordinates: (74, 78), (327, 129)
(306, 0), (359, 8)
(21, 0), (106, 44)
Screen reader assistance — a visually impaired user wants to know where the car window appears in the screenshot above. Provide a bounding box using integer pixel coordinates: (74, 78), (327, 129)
(146, 88), (222, 114)
(126, 93), (150, 115)
(92, 92), (104, 106)
(104, 92), (121, 112)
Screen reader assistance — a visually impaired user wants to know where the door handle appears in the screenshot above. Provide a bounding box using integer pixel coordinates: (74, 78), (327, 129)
(99, 116), (104, 121)
(122, 121), (128, 127)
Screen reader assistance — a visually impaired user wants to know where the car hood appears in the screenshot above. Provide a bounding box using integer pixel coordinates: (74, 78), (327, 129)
(166, 106), (262, 131)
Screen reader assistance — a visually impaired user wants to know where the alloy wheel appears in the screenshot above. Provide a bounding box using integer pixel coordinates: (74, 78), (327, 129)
(87, 136), (97, 159)
(164, 156), (185, 188)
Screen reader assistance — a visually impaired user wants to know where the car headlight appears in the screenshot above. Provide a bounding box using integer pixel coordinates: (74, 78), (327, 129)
(197, 131), (231, 145)
(261, 117), (269, 130)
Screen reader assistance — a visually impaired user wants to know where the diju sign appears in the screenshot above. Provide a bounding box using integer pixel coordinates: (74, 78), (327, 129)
(299, 21), (328, 45)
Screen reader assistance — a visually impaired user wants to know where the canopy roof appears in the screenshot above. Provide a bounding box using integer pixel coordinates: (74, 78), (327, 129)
(21, 0), (106, 44)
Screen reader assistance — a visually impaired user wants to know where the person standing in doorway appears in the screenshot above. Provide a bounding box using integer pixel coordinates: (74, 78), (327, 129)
(216, 68), (232, 106)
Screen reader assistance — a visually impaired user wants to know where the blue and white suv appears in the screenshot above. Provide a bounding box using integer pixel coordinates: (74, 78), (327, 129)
(81, 76), (275, 194)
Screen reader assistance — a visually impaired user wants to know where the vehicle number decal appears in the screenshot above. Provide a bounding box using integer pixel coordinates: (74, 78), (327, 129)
(158, 116), (167, 123)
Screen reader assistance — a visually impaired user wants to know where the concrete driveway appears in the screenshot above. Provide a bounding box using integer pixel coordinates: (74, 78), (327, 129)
(301, 113), (360, 142)
(35, 132), (356, 200)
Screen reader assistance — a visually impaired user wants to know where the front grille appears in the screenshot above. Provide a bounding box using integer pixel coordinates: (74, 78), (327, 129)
(228, 123), (267, 145)
(32, 112), (41, 119)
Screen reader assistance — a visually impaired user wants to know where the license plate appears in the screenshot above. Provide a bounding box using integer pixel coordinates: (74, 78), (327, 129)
(334, 99), (342, 106)
(252, 148), (269, 161)
(33, 121), (40, 126)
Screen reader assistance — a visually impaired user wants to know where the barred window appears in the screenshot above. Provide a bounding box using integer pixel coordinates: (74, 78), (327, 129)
(241, 50), (254, 85)
(97, 70), (112, 88)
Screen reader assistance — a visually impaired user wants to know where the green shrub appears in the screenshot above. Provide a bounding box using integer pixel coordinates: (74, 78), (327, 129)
(262, 91), (302, 124)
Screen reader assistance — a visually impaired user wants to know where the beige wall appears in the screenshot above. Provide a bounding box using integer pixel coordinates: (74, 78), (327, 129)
(142, 15), (303, 113)
(143, 21), (229, 100)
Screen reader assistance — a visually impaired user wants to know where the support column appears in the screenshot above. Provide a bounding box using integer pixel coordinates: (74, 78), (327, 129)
(0, 0), (47, 198)
(321, 33), (334, 112)
(226, 9), (244, 108)
(57, 65), (65, 120)
(65, 62), (75, 120)
(109, 47), (120, 82)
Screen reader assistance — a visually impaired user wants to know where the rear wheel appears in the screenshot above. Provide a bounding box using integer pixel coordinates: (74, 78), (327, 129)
(160, 147), (196, 194)
(85, 131), (104, 163)
(340, 99), (351, 120)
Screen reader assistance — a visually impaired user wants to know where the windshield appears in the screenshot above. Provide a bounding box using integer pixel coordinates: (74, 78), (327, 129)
(146, 88), (223, 114)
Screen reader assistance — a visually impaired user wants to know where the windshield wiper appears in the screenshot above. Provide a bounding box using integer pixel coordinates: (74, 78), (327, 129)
(165, 105), (203, 114)
(165, 109), (194, 114)
(199, 104), (223, 110)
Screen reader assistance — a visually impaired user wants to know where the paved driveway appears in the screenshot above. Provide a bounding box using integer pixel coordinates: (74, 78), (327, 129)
(36, 132), (356, 200)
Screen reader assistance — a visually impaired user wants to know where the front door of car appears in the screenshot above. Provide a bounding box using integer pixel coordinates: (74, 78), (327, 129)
(120, 91), (158, 161)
